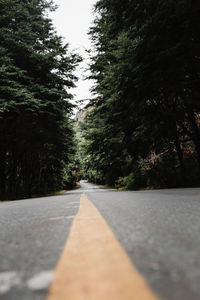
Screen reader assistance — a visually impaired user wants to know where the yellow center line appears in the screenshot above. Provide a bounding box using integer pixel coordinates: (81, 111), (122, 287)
(47, 193), (159, 300)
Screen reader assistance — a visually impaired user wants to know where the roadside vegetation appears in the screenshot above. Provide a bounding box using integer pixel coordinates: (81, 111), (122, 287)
(0, 0), (80, 199)
(78, 0), (200, 190)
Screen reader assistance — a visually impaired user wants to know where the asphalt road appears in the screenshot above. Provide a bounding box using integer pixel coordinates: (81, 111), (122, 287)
(1, 181), (200, 299)
(85, 183), (200, 300)
(0, 191), (81, 300)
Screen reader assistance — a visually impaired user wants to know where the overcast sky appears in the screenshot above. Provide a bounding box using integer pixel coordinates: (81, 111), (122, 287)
(49, 0), (96, 103)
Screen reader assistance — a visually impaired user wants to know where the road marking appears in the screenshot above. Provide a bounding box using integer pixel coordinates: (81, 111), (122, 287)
(50, 216), (75, 221)
(65, 206), (80, 209)
(27, 271), (54, 291)
(47, 193), (159, 300)
(0, 271), (21, 294)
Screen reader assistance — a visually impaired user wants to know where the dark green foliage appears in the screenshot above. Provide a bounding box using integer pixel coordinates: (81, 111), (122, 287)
(0, 0), (80, 199)
(145, 155), (180, 189)
(80, 0), (200, 188)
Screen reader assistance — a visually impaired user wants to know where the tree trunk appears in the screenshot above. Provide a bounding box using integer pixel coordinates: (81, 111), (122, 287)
(174, 133), (185, 185)
(187, 107), (200, 169)
(0, 151), (6, 196)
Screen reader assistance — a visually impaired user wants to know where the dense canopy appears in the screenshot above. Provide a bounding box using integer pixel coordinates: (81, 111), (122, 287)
(0, 0), (80, 199)
(79, 0), (200, 189)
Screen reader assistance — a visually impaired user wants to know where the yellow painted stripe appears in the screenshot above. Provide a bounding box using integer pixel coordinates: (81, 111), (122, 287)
(47, 193), (159, 300)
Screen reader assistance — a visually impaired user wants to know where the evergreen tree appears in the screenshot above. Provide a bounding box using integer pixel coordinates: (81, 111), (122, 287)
(81, 0), (200, 188)
(0, 0), (80, 198)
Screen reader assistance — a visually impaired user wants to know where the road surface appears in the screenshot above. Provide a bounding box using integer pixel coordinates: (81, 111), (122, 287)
(0, 181), (200, 299)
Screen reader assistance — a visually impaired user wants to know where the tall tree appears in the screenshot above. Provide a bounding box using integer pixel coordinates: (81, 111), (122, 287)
(81, 0), (200, 188)
(0, 0), (80, 198)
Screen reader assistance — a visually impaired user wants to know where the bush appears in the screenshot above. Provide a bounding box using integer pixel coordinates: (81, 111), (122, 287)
(122, 168), (147, 190)
(145, 154), (179, 188)
(123, 172), (135, 189)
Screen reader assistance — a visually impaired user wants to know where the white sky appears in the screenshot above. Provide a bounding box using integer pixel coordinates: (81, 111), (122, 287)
(49, 0), (96, 105)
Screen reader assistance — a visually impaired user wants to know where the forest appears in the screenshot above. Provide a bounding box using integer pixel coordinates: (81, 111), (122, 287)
(0, 0), (80, 199)
(0, 0), (200, 199)
(78, 0), (200, 189)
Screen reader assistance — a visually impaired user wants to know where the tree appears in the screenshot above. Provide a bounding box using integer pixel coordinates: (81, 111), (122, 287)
(0, 0), (80, 199)
(81, 0), (200, 188)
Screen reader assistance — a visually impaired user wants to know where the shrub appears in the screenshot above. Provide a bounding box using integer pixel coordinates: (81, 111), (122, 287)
(123, 172), (136, 189)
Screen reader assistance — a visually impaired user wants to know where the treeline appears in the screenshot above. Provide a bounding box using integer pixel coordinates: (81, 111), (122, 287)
(0, 0), (80, 199)
(80, 0), (200, 189)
